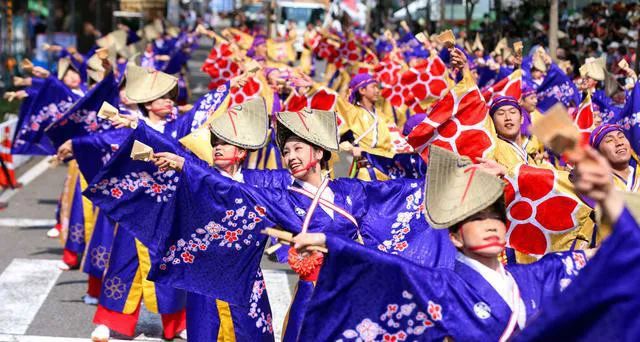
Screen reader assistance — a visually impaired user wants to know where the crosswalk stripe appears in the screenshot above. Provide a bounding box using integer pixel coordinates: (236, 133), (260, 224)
(0, 259), (62, 335)
(262, 269), (293, 341)
(0, 218), (57, 228)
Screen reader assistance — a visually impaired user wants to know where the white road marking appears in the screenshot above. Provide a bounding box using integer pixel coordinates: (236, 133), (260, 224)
(0, 157), (53, 203)
(0, 259), (62, 334)
(262, 269), (293, 341)
(0, 218), (56, 227)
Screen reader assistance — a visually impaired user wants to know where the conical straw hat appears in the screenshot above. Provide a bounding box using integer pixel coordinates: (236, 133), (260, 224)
(275, 108), (339, 152)
(424, 145), (505, 229)
(209, 97), (269, 149)
(124, 64), (177, 103)
(57, 57), (80, 80)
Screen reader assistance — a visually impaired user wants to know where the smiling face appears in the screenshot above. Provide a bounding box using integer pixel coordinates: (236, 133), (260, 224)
(449, 206), (507, 258)
(520, 93), (538, 113)
(282, 136), (324, 180)
(598, 130), (632, 167)
(492, 104), (523, 141)
(63, 69), (81, 89)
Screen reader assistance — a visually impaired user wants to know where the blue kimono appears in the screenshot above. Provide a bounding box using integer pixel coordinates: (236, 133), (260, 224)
(45, 72), (120, 149)
(299, 234), (587, 341)
(12, 76), (79, 155)
(515, 207), (640, 341)
(84, 124), (455, 341)
(186, 168), (292, 342)
(82, 210), (116, 280)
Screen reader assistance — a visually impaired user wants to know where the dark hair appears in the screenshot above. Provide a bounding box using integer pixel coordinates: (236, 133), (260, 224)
(353, 90), (363, 104)
(449, 199), (507, 233)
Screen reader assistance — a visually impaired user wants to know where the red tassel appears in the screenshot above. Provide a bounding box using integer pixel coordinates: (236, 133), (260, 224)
(288, 247), (324, 281)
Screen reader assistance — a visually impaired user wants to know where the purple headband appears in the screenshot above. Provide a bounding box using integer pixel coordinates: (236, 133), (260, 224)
(489, 96), (521, 116)
(252, 35), (267, 48)
(589, 124), (624, 148)
(522, 84), (536, 98)
(264, 67), (278, 79)
(403, 113), (427, 136)
(348, 73), (376, 104)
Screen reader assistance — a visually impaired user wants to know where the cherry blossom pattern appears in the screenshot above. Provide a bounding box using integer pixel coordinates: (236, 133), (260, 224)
(190, 84), (228, 132)
(336, 36), (362, 67)
(63, 109), (112, 132)
(400, 57), (449, 107)
(201, 42), (240, 90)
(90, 245), (110, 270)
(68, 222), (85, 243)
(504, 165), (581, 256)
(285, 88), (338, 112)
(481, 70), (522, 104)
(407, 85), (494, 162)
(248, 269), (274, 335)
(229, 76), (263, 106)
(314, 37), (340, 63)
(159, 198), (267, 269)
(573, 96), (594, 145)
(88, 170), (179, 203)
(103, 276), (127, 300)
(558, 251), (588, 290)
(338, 291), (441, 342)
(375, 55), (404, 90)
(14, 97), (74, 149)
(378, 185), (424, 254)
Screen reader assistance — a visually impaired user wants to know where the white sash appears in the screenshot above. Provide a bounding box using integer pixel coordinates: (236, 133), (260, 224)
(289, 185), (359, 228)
(499, 271), (523, 342)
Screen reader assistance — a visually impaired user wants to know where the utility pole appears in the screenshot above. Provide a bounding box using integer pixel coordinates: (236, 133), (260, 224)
(549, 0), (558, 60)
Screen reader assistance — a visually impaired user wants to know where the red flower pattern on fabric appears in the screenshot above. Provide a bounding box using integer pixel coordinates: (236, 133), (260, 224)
(504, 165), (580, 255)
(407, 86), (494, 162)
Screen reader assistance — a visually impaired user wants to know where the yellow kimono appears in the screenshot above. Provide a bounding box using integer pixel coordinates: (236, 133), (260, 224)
(492, 135), (547, 171)
(612, 154), (640, 193)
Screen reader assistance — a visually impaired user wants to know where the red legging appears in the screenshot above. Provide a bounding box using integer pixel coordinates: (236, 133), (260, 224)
(62, 248), (79, 268)
(86, 275), (102, 298)
(94, 303), (186, 338)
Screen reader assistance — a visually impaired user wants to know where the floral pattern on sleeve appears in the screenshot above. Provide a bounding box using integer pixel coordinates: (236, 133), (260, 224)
(377, 185), (424, 254)
(159, 198), (267, 269)
(338, 291), (442, 342)
(88, 170), (179, 203)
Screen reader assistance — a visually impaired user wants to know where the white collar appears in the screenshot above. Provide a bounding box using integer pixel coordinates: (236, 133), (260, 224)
(456, 252), (527, 328)
(625, 165), (634, 191)
(215, 166), (244, 183)
(140, 116), (166, 133)
(71, 88), (85, 97)
(293, 178), (335, 218)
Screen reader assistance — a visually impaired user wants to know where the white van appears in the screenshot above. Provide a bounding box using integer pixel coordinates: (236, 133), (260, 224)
(275, 0), (328, 52)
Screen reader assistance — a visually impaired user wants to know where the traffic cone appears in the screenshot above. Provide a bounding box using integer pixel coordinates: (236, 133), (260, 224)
(0, 126), (19, 189)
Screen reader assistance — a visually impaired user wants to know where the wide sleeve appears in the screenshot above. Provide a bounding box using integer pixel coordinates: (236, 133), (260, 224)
(352, 178), (456, 269)
(82, 123), (184, 249)
(300, 234), (507, 341)
(72, 128), (134, 183)
(515, 208), (640, 341)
